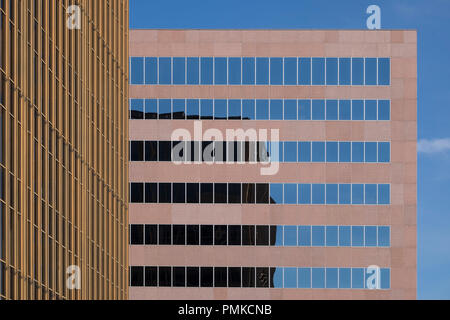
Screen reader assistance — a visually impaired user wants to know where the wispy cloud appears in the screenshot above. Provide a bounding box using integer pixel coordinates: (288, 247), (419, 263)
(418, 138), (450, 154)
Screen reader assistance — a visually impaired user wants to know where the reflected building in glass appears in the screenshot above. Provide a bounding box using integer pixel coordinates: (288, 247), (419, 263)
(128, 30), (417, 299)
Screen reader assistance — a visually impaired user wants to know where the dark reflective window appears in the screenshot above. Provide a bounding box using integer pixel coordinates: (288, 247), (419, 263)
(187, 183), (199, 203)
(202, 141), (214, 162)
(173, 99), (186, 119)
(130, 99), (144, 119)
(214, 225), (227, 245)
(242, 183), (255, 204)
(242, 267), (255, 287)
(228, 226), (241, 246)
(145, 99), (157, 119)
(130, 266), (144, 287)
(228, 267), (242, 287)
(200, 225), (213, 245)
(145, 141), (157, 161)
(159, 225), (172, 245)
(159, 183), (171, 203)
(173, 183), (185, 203)
(145, 267), (157, 287)
(256, 267), (270, 288)
(256, 226), (269, 246)
(130, 141), (144, 161)
(159, 267), (172, 287)
(159, 99), (171, 119)
(242, 226), (255, 246)
(201, 267), (213, 287)
(256, 184), (269, 204)
(130, 183), (144, 203)
(130, 225), (144, 245)
(201, 183), (213, 203)
(187, 267), (199, 287)
(215, 267), (227, 287)
(173, 267), (186, 287)
(187, 225), (199, 245)
(173, 225), (186, 245)
(214, 183), (227, 203)
(145, 225), (157, 245)
(227, 183), (241, 204)
(200, 99), (213, 120)
(158, 141), (171, 162)
(145, 183), (157, 203)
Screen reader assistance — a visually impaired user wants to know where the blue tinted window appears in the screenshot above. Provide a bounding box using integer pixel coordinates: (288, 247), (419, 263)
(186, 99), (199, 119)
(187, 57), (199, 84)
(365, 142), (377, 163)
(312, 268), (325, 289)
(298, 58), (311, 85)
(365, 58), (377, 85)
(339, 184), (351, 204)
(201, 57), (213, 85)
(365, 100), (377, 120)
(326, 184), (338, 204)
(270, 184), (283, 204)
(284, 226), (297, 246)
(145, 57), (157, 84)
(256, 100), (269, 120)
(326, 100), (338, 120)
(173, 99), (186, 119)
(378, 58), (390, 85)
(339, 226), (351, 247)
(312, 184), (325, 204)
(326, 226), (338, 247)
(298, 184), (311, 204)
(242, 100), (255, 120)
(228, 100), (241, 120)
(326, 268), (338, 288)
(365, 184), (377, 204)
(378, 184), (390, 205)
(339, 100), (351, 120)
(326, 58), (338, 85)
(159, 57), (172, 85)
(378, 142), (390, 163)
(284, 100), (297, 120)
(284, 142), (297, 163)
(378, 100), (391, 120)
(312, 58), (325, 85)
(242, 58), (255, 85)
(299, 100), (311, 120)
(145, 99), (157, 120)
(299, 142), (311, 162)
(284, 58), (297, 85)
(228, 58), (241, 85)
(284, 268), (297, 288)
(256, 58), (269, 85)
(159, 99), (171, 119)
(352, 58), (364, 85)
(352, 100), (364, 120)
(378, 226), (390, 247)
(298, 268), (311, 288)
(200, 99), (213, 119)
(270, 100), (283, 120)
(352, 226), (364, 247)
(298, 226), (311, 246)
(352, 142), (364, 162)
(269, 141), (283, 163)
(352, 268), (365, 289)
(352, 184), (364, 204)
(339, 58), (351, 85)
(284, 184), (297, 204)
(326, 142), (338, 162)
(339, 142), (351, 163)
(214, 58), (227, 85)
(214, 100), (227, 120)
(173, 57), (186, 85)
(365, 226), (377, 247)
(130, 57), (144, 84)
(270, 58), (283, 85)
(130, 99), (144, 119)
(339, 268), (351, 288)
(312, 100), (325, 120)
(381, 269), (390, 289)
(312, 142), (325, 162)
(272, 268), (283, 288)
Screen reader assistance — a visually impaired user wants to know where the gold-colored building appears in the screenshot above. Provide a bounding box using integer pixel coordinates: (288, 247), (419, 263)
(0, 0), (129, 299)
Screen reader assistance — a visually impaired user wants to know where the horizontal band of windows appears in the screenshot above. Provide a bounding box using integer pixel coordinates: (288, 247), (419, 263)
(129, 224), (391, 248)
(130, 141), (391, 163)
(130, 266), (391, 289)
(129, 183), (391, 205)
(129, 57), (390, 86)
(130, 99), (391, 121)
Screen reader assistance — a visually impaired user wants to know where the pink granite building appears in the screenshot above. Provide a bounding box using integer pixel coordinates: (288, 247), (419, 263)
(127, 30), (417, 300)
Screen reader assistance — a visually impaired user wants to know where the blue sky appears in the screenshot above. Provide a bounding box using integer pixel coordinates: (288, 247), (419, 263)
(130, 0), (450, 299)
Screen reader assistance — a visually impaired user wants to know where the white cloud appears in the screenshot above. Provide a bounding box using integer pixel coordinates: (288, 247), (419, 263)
(418, 138), (450, 154)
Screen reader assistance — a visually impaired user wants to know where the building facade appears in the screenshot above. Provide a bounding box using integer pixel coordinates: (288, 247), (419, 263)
(0, 0), (129, 299)
(128, 30), (417, 299)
